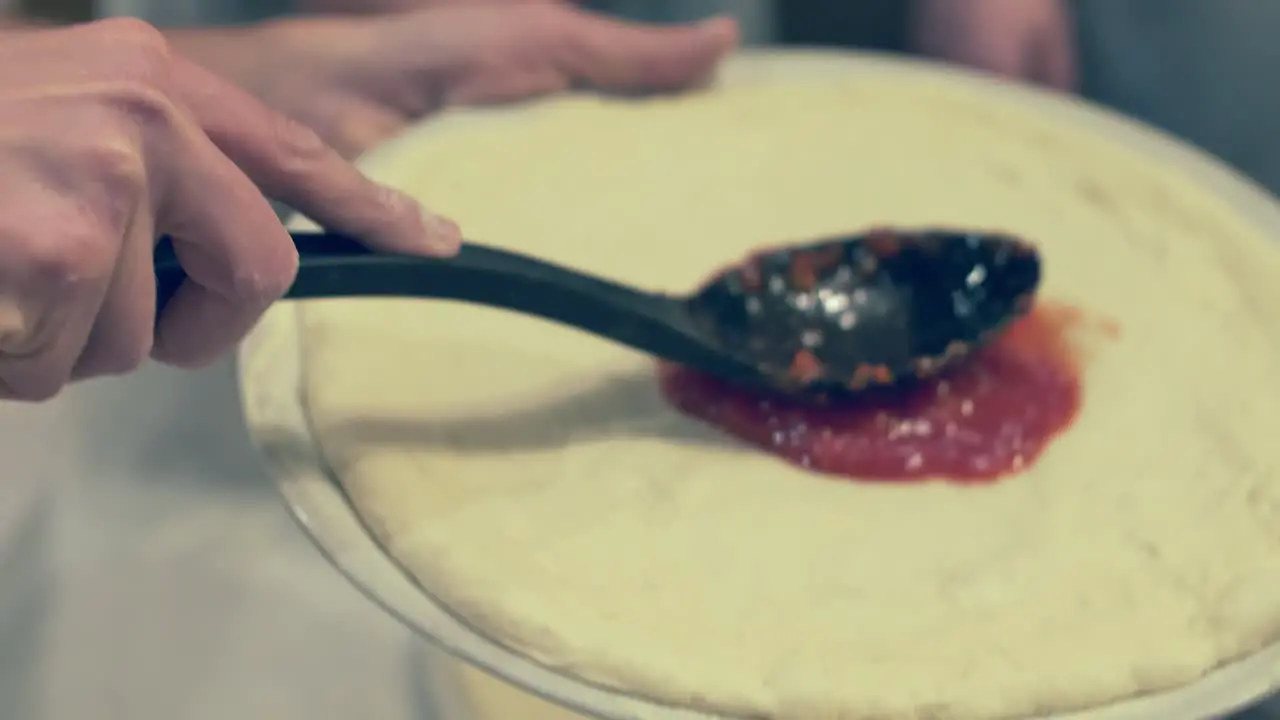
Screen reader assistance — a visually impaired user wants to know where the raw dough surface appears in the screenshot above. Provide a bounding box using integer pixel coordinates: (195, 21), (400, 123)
(298, 71), (1280, 718)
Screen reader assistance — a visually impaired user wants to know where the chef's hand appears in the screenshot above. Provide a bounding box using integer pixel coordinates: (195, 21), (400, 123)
(175, 5), (738, 158)
(910, 0), (1076, 91)
(0, 19), (461, 402)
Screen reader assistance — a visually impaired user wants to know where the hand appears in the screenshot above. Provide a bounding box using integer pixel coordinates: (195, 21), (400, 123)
(178, 5), (738, 157)
(0, 19), (461, 401)
(910, 0), (1076, 91)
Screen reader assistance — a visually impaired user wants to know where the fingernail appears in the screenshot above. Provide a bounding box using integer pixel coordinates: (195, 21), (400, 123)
(420, 203), (463, 256)
(380, 187), (462, 257)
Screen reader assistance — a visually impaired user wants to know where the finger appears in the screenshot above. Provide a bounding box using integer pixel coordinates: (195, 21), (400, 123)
(71, 207), (157, 380)
(444, 66), (571, 106)
(328, 107), (406, 160)
(166, 54), (461, 257)
(549, 10), (738, 92)
(0, 234), (112, 402)
(147, 102), (299, 369)
(122, 81), (294, 369)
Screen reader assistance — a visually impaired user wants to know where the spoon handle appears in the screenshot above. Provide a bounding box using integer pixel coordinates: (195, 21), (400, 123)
(153, 231), (708, 360)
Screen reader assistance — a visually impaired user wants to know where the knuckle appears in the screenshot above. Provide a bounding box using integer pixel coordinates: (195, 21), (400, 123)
(103, 81), (177, 132)
(79, 139), (148, 195)
(21, 223), (116, 289)
(270, 115), (333, 174)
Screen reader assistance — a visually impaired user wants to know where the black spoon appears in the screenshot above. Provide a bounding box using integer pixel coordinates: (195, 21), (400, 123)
(154, 227), (1041, 400)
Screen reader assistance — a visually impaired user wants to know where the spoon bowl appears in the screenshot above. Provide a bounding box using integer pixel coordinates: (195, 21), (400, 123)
(688, 228), (1041, 398)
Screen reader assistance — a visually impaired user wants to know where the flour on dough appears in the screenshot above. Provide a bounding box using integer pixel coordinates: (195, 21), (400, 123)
(298, 70), (1280, 718)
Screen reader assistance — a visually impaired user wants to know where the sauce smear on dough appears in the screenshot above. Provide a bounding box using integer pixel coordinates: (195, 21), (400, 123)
(659, 304), (1102, 483)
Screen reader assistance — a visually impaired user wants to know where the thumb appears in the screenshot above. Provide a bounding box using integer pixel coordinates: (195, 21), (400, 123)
(555, 12), (739, 92)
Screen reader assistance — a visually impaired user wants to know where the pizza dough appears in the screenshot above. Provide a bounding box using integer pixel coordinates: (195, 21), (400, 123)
(297, 68), (1280, 719)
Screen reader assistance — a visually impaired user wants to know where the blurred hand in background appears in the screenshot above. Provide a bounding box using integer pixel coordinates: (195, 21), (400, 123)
(910, 0), (1076, 91)
(174, 5), (738, 157)
(298, 0), (558, 11)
